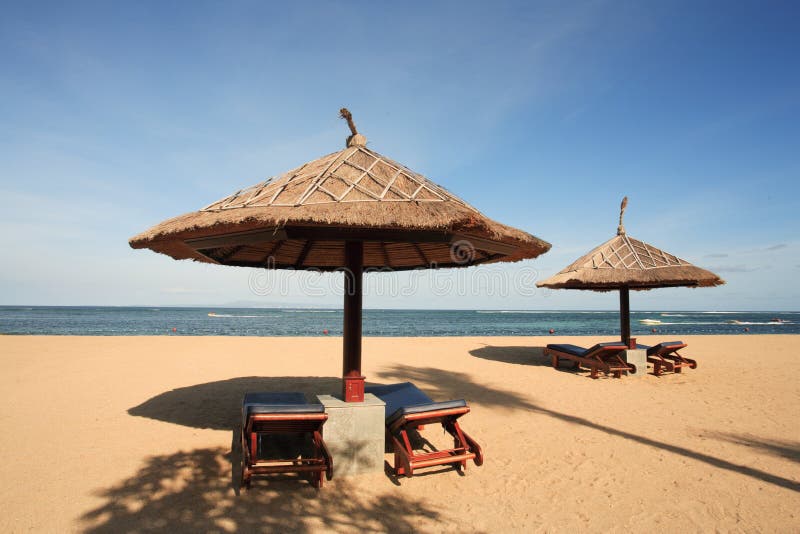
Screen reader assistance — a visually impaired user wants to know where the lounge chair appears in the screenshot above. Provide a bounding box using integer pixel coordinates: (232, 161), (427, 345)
(637, 341), (697, 376)
(240, 392), (333, 489)
(364, 382), (484, 478)
(544, 342), (634, 379)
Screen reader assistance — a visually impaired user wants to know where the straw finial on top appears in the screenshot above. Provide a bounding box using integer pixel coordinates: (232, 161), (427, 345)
(339, 108), (367, 147)
(617, 196), (628, 235)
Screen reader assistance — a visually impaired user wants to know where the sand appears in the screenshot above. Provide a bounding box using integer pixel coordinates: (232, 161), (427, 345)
(0, 334), (797, 533)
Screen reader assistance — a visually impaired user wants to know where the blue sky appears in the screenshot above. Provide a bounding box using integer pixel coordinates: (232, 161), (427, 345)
(1, 1), (798, 310)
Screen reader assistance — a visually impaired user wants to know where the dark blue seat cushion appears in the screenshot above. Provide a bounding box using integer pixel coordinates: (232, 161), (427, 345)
(548, 342), (627, 357)
(642, 341), (685, 356)
(586, 342), (628, 355)
(365, 382), (467, 426)
(242, 392), (325, 424)
(547, 343), (587, 356)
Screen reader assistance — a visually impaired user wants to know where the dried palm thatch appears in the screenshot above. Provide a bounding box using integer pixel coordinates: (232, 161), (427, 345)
(129, 110), (550, 271)
(537, 198), (724, 291)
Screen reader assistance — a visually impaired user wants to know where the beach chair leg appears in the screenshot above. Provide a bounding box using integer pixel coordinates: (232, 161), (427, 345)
(590, 366), (598, 379)
(392, 431), (414, 477)
(311, 470), (324, 489)
(450, 419), (471, 472)
(240, 430), (251, 488)
(394, 449), (405, 476)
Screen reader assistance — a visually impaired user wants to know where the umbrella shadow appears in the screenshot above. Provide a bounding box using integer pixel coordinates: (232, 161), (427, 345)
(128, 376), (342, 430)
(80, 446), (445, 533)
(468, 345), (551, 367)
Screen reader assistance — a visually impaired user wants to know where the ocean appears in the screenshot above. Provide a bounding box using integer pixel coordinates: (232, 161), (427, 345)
(0, 307), (797, 337)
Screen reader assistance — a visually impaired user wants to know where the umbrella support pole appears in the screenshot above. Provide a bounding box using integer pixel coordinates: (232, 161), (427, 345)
(620, 287), (632, 348)
(343, 241), (365, 402)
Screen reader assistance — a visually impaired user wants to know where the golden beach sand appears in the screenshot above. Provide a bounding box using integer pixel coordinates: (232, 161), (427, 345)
(0, 335), (797, 532)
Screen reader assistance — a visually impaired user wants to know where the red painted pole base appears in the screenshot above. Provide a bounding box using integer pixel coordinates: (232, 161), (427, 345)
(343, 375), (366, 402)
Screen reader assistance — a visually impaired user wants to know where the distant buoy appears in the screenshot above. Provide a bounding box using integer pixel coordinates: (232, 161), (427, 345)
(549, 328), (555, 334)
(323, 329), (329, 335)
(172, 327), (177, 332)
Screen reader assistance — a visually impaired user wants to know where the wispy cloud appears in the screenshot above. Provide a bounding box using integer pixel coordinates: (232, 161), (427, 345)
(744, 243), (788, 254)
(708, 265), (759, 273)
(705, 253), (729, 258)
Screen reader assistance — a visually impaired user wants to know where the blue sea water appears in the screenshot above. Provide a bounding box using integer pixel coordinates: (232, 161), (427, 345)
(0, 307), (798, 337)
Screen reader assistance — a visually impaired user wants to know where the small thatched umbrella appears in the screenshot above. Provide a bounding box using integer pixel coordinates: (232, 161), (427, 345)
(130, 109), (550, 401)
(536, 197), (724, 346)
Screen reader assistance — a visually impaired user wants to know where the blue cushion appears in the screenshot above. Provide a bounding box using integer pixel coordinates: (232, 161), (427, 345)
(586, 342), (628, 354)
(365, 382), (467, 426)
(548, 342), (626, 357)
(546, 343), (587, 356)
(242, 392), (325, 424)
(645, 341), (685, 356)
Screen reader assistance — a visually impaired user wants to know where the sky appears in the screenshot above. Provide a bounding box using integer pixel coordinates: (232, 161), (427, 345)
(1, 1), (798, 311)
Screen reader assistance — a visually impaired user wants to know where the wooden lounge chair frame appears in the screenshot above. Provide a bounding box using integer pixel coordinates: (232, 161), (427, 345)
(366, 382), (484, 478)
(387, 405), (483, 477)
(643, 341), (697, 376)
(545, 342), (634, 379)
(240, 394), (333, 489)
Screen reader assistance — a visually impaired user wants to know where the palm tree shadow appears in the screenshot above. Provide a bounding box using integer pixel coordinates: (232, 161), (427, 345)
(704, 432), (800, 463)
(374, 364), (538, 411)
(80, 447), (444, 533)
(469, 345), (552, 367)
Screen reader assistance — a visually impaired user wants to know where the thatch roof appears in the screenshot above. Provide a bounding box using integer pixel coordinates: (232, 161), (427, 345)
(129, 111), (550, 271)
(536, 198), (724, 291)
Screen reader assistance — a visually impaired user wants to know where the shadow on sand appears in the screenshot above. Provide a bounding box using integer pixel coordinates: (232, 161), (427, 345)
(469, 344), (620, 378)
(80, 447), (442, 533)
(379, 363), (799, 493)
(703, 432), (800, 464)
(110, 375), (456, 532)
(128, 376), (343, 430)
(375, 364), (538, 411)
(468, 345), (551, 367)
(101, 366), (796, 530)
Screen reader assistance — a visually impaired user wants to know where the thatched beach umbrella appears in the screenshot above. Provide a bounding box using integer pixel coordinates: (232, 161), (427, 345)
(536, 197), (724, 346)
(130, 109), (550, 401)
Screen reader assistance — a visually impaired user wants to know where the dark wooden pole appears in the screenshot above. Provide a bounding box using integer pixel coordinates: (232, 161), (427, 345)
(342, 241), (365, 402)
(619, 286), (631, 348)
